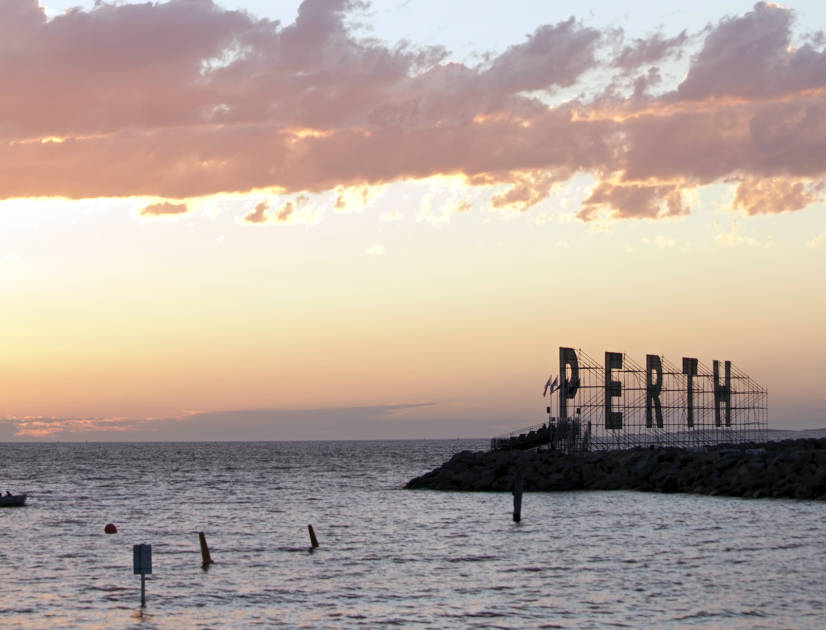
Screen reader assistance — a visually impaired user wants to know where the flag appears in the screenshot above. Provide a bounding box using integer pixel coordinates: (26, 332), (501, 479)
(549, 376), (559, 395)
(542, 376), (551, 396)
(543, 376), (552, 396)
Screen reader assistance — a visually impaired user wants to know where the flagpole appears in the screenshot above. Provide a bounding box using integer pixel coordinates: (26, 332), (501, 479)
(554, 376), (560, 450)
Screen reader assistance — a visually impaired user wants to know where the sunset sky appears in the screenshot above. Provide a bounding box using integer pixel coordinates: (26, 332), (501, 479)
(1, 0), (824, 440)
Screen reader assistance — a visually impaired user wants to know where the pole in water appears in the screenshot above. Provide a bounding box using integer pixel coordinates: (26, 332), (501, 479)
(308, 524), (319, 550)
(199, 531), (214, 569)
(512, 465), (524, 522)
(132, 544), (152, 607)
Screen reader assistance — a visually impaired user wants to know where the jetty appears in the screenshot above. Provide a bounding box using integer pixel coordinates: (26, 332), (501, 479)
(405, 438), (826, 500)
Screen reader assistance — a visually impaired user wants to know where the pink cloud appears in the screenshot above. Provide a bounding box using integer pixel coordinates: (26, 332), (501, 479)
(732, 176), (823, 215)
(618, 94), (826, 185)
(491, 171), (557, 211)
(140, 201), (189, 216)
(243, 199), (296, 224)
(579, 182), (689, 221)
(613, 30), (688, 72)
(676, 2), (826, 101)
(1, 1), (825, 221)
(482, 18), (601, 92)
(244, 201), (270, 223)
(274, 201), (295, 222)
(8, 415), (135, 437)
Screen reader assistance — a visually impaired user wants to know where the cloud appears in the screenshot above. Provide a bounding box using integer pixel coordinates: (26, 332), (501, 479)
(242, 199), (300, 224)
(630, 66), (663, 99)
(808, 231), (826, 247)
(242, 193), (326, 225)
(491, 171), (557, 211)
(482, 18), (602, 92)
(244, 201), (270, 223)
(732, 176), (823, 215)
(676, 2), (826, 100)
(5, 414), (140, 438)
(579, 182), (689, 221)
(331, 185), (382, 213)
(274, 201), (295, 222)
(1, 1), (825, 224)
(140, 201), (189, 216)
(613, 30), (688, 72)
(365, 244), (385, 255)
(1, 404), (505, 441)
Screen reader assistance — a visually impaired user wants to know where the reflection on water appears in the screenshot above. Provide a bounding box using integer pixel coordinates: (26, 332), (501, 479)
(1, 440), (825, 629)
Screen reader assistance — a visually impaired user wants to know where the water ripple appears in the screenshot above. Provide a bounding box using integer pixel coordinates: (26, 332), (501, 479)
(1, 440), (824, 629)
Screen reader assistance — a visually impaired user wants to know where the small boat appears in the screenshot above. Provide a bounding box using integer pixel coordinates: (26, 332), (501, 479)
(0, 493), (27, 507)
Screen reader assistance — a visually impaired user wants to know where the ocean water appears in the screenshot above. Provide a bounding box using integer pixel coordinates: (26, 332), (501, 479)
(1, 440), (824, 629)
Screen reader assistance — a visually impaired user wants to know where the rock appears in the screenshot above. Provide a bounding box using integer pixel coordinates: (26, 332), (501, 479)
(404, 438), (826, 500)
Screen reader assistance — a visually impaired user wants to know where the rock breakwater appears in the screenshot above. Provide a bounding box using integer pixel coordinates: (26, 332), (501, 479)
(405, 438), (826, 500)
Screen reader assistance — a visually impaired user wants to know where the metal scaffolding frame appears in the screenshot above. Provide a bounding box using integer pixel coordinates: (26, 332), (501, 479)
(554, 349), (768, 452)
(491, 348), (768, 453)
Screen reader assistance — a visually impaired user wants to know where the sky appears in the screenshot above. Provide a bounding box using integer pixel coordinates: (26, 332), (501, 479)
(1, 0), (825, 440)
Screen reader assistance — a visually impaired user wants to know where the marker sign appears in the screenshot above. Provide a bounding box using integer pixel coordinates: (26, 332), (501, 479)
(133, 544), (152, 575)
(133, 543), (152, 607)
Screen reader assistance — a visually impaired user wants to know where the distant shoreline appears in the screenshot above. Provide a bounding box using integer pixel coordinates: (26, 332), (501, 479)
(0, 428), (825, 444)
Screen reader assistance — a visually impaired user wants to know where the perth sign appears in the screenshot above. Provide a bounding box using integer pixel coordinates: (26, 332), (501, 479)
(545, 347), (768, 451)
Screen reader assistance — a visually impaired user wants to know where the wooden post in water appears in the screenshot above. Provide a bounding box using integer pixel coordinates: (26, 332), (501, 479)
(199, 531), (214, 569)
(308, 524), (319, 550)
(512, 465), (524, 522)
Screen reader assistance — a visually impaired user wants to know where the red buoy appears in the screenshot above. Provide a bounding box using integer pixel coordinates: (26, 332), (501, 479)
(104, 523), (117, 534)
